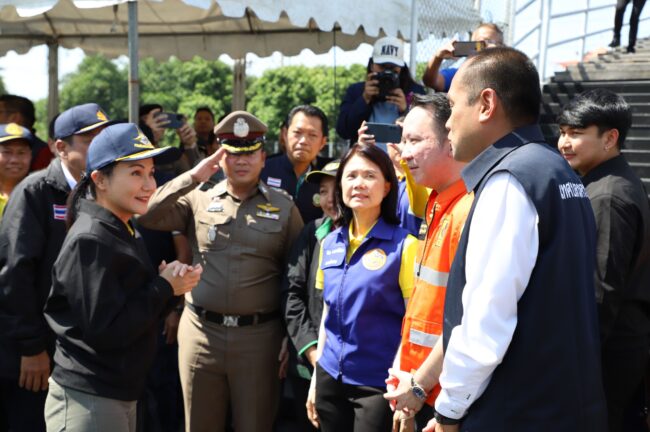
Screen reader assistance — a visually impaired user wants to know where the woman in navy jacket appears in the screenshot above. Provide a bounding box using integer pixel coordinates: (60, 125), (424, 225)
(43, 123), (203, 432)
(306, 143), (417, 432)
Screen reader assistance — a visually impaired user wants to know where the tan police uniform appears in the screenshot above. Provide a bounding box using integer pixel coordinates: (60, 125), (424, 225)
(138, 111), (303, 432)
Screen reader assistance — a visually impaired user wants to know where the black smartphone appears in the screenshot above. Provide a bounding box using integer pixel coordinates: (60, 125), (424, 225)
(453, 41), (486, 57)
(366, 122), (402, 152)
(156, 112), (185, 129)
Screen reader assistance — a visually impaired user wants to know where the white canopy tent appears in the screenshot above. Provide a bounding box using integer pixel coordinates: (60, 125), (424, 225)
(0, 0), (482, 121)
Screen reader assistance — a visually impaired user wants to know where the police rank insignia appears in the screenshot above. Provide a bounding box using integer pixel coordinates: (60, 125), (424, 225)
(362, 248), (387, 271)
(256, 203), (280, 220)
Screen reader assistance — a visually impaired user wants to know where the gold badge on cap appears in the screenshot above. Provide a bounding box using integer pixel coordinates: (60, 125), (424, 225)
(233, 118), (250, 138)
(323, 161), (340, 171)
(133, 132), (154, 149)
(362, 248), (387, 271)
(5, 123), (23, 136)
(97, 111), (108, 122)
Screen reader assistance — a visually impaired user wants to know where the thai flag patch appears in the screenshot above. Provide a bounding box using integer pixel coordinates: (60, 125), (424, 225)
(267, 177), (282, 188)
(53, 204), (67, 221)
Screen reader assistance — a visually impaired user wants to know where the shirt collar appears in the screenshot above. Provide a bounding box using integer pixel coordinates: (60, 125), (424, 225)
(461, 124), (545, 193)
(581, 154), (627, 186)
(60, 161), (78, 190)
(213, 178), (270, 201)
(338, 216), (394, 244)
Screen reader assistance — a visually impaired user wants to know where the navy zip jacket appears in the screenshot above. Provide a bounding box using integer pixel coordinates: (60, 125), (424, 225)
(0, 158), (70, 379)
(44, 199), (174, 401)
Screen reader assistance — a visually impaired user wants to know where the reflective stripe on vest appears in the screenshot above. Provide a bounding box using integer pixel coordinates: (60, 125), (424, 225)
(415, 263), (449, 287)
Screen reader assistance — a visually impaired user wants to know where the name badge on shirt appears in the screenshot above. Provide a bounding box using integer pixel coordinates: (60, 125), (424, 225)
(362, 248), (387, 271)
(207, 201), (224, 212)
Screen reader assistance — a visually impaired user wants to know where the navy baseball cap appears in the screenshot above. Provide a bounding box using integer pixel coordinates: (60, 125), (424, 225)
(86, 123), (177, 173)
(54, 103), (110, 139)
(0, 123), (35, 147)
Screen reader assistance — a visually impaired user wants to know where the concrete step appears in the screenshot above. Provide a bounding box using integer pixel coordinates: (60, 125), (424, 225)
(622, 149), (650, 164)
(555, 68), (650, 81)
(629, 162), (650, 178)
(627, 128), (650, 140)
(625, 135), (650, 149)
(541, 101), (650, 114)
(542, 92), (650, 105)
(545, 80), (650, 94)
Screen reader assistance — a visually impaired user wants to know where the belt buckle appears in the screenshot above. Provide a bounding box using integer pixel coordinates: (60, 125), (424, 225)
(222, 314), (240, 327)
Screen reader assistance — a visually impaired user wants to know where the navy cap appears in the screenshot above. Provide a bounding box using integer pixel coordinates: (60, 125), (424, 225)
(86, 123), (177, 173)
(54, 103), (110, 139)
(0, 123), (35, 147)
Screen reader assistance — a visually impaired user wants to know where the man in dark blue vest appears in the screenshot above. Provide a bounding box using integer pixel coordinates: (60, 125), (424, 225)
(423, 47), (607, 432)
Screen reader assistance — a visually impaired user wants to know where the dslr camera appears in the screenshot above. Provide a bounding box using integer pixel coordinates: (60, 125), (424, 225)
(373, 69), (400, 101)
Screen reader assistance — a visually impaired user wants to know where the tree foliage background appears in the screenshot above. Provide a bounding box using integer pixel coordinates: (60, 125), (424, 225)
(25, 54), (427, 145)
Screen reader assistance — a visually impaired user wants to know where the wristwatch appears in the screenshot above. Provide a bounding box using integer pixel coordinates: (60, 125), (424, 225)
(410, 376), (428, 401)
(434, 410), (461, 425)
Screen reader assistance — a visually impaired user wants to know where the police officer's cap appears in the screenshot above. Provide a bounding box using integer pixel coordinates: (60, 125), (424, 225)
(55, 103), (110, 140)
(214, 111), (267, 154)
(306, 160), (340, 184)
(0, 123), (35, 147)
(86, 123), (177, 173)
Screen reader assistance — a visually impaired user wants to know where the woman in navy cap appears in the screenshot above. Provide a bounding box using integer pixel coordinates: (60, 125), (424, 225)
(43, 123), (203, 432)
(307, 143), (417, 432)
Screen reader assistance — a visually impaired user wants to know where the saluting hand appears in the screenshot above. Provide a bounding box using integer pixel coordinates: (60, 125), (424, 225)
(159, 260), (204, 296)
(189, 146), (226, 183)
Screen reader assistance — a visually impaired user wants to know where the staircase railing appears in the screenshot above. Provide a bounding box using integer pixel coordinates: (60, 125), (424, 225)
(507, 0), (650, 80)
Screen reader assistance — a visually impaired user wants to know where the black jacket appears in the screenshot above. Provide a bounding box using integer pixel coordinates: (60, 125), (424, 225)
(261, 154), (332, 224)
(44, 200), (174, 401)
(281, 217), (332, 378)
(0, 158), (70, 378)
(582, 155), (650, 343)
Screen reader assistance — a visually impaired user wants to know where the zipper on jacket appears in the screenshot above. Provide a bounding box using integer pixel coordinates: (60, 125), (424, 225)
(337, 263), (349, 378)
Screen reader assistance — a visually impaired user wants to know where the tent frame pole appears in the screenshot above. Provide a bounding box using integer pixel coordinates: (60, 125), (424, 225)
(128, 0), (139, 123)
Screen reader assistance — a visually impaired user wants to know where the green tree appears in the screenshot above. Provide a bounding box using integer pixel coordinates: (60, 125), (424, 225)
(59, 55), (128, 119)
(246, 64), (365, 142)
(140, 56), (232, 121)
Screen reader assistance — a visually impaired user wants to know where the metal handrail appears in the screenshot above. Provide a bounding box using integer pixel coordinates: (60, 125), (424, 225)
(509, 0), (648, 80)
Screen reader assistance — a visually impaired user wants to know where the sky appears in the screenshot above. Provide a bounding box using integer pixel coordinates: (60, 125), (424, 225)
(0, 1), (648, 102)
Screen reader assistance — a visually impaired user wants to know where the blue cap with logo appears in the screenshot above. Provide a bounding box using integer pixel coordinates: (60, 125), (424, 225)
(86, 123), (177, 173)
(54, 103), (110, 139)
(0, 123), (35, 146)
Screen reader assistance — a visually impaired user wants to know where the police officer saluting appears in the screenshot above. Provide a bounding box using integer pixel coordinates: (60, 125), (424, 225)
(138, 111), (304, 432)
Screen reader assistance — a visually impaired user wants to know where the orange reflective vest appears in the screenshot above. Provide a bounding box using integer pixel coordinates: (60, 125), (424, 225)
(398, 179), (473, 405)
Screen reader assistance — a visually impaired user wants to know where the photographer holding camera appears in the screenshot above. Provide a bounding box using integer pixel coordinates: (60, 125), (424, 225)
(336, 37), (424, 143)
